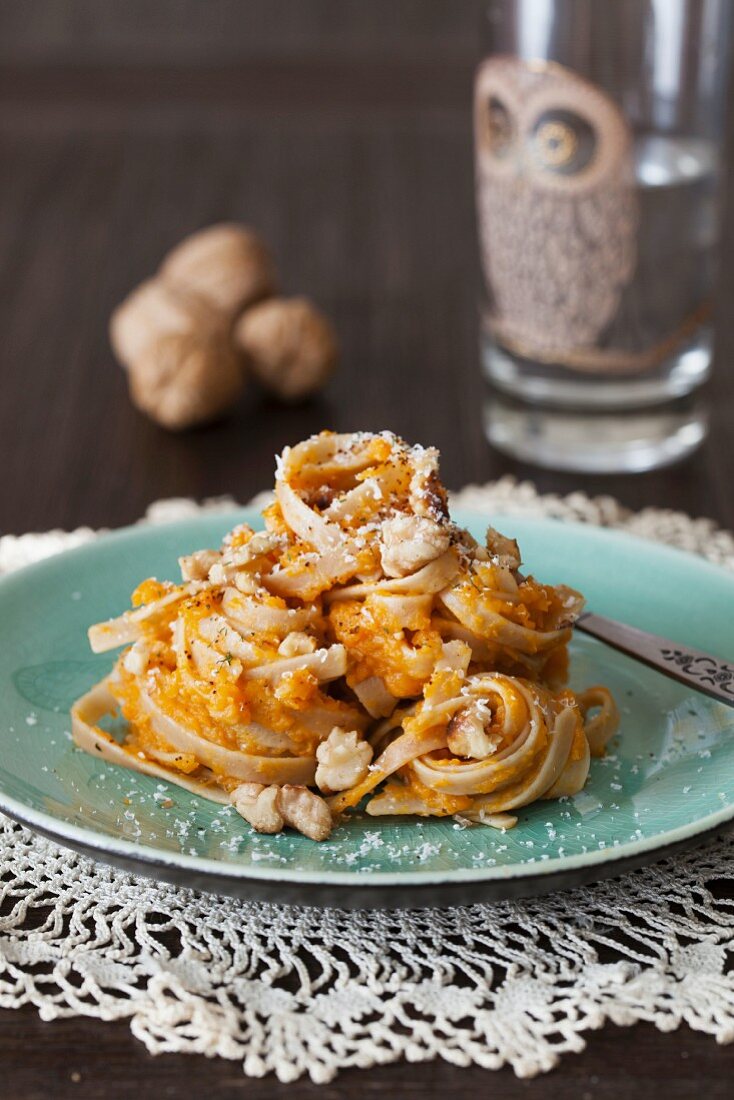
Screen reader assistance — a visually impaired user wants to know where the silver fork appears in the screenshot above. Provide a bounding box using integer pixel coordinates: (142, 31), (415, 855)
(575, 613), (734, 707)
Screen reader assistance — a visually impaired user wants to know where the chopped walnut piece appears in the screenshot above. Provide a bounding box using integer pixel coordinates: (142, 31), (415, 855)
(408, 446), (448, 520)
(209, 531), (283, 586)
(446, 704), (501, 760)
(221, 523), (255, 549)
(315, 728), (373, 793)
(179, 549), (221, 581)
(379, 513), (450, 578)
(278, 632), (317, 658)
(234, 572), (260, 594)
(435, 640), (472, 675)
(231, 783), (284, 834)
(231, 782), (333, 841)
(207, 562), (231, 586)
(228, 530), (282, 565)
(485, 526), (521, 571)
(279, 784), (333, 840)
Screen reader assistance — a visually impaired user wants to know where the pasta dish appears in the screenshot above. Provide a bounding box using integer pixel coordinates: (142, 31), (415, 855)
(72, 431), (618, 841)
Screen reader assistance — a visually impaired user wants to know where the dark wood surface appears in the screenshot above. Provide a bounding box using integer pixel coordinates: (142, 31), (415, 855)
(1, 3), (733, 1096)
(0, 1013), (729, 1100)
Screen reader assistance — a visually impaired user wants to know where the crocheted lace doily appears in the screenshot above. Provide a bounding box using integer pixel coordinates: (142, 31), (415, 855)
(1, 480), (733, 1084)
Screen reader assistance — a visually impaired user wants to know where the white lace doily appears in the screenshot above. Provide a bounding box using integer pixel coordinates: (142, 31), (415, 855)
(1, 479), (733, 1084)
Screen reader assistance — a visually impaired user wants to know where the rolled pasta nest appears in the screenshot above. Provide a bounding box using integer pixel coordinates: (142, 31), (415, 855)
(73, 430), (619, 841)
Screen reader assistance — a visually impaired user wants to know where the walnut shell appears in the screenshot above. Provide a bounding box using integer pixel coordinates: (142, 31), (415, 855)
(160, 223), (276, 318)
(128, 330), (245, 430)
(110, 278), (220, 370)
(233, 296), (337, 401)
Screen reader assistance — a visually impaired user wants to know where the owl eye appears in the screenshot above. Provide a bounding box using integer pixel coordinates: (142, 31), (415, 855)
(530, 109), (597, 175)
(484, 96), (514, 158)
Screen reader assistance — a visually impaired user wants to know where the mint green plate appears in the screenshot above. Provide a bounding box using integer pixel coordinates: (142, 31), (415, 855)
(0, 508), (732, 908)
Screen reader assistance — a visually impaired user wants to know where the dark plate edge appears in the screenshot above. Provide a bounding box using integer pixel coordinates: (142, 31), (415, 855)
(5, 801), (733, 910)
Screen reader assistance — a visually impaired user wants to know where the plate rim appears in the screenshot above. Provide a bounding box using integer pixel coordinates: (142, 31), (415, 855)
(0, 768), (733, 891)
(0, 507), (733, 896)
(2, 796), (733, 908)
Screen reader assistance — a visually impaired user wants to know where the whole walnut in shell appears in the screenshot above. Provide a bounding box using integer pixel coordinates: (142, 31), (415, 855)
(161, 223), (276, 317)
(128, 330), (245, 431)
(234, 296), (338, 401)
(110, 278), (222, 370)
(110, 223), (337, 429)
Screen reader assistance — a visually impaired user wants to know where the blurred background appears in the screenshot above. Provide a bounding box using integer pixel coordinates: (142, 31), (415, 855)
(0, 0), (732, 533)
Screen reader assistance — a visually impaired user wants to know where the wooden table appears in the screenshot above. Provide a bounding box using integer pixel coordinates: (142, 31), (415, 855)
(1, 4), (733, 1096)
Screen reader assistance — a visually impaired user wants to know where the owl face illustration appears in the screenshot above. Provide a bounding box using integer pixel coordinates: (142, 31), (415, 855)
(475, 57), (638, 357)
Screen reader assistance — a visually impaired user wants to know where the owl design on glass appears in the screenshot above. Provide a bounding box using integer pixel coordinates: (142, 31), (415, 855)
(475, 58), (638, 359)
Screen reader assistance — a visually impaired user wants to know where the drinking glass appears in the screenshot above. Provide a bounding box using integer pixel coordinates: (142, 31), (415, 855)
(476, 0), (731, 472)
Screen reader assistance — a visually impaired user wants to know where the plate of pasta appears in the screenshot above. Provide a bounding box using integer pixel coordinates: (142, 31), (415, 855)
(0, 430), (732, 907)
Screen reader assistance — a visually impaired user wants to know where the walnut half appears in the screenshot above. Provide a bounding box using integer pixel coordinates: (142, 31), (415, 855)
(231, 782), (333, 841)
(315, 727), (373, 794)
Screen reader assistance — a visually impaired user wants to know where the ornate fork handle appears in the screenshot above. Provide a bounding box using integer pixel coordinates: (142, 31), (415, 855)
(575, 613), (734, 707)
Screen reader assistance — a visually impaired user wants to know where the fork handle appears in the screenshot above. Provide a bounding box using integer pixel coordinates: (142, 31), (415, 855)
(575, 612), (734, 707)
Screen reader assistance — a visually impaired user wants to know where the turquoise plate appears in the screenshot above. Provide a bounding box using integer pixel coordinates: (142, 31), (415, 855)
(0, 508), (732, 908)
